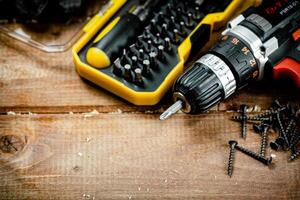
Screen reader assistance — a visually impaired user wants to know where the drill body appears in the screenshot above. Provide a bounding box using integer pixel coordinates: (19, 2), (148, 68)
(169, 0), (300, 115)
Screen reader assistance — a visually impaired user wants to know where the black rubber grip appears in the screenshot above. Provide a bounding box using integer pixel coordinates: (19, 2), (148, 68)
(174, 63), (224, 114)
(92, 13), (142, 63)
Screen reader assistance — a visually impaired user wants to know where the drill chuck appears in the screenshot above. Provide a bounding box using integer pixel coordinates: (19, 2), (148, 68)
(173, 54), (237, 114)
(162, 31), (260, 118)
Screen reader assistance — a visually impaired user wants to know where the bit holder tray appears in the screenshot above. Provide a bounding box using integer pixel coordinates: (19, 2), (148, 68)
(73, 0), (258, 105)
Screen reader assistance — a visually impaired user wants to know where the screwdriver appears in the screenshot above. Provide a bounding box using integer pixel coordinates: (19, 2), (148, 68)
(86, 0), (157, 69)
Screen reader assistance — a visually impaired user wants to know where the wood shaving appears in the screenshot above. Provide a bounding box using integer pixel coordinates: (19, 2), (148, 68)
(78, 152), (83, 157)
(84, 109), (99, 118)
(7, 111), (16, 115)
(271, 154), (276, 159)
(109, 109), (123, 114)
(86, 137), (92, 142)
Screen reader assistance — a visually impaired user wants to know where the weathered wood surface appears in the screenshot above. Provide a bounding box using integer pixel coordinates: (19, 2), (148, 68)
(0, 113), (300, 200)
(0, 26), (300, 200)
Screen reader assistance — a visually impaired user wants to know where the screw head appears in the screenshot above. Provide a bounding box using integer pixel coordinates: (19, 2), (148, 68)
(229, 140), (238, 147)
(270, 141), (280, 151)
(240, 104), (249, 113)
(253, 124), (262, 133)
(253, 123), (269, 134)
(275, 137), (285, 146)
(272, 99), (283, 109)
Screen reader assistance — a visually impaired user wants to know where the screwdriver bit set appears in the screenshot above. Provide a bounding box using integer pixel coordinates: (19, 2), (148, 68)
(73, 0), (259, 105)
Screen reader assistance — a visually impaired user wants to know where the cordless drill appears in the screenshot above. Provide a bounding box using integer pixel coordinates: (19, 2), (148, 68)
(160, 0), (300, 120)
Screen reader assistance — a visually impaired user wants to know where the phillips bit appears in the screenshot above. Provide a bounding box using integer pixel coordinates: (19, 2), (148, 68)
(124, 64), (132, 81)
(143, 28), (152, 40)
(146, 40), (153, 53)
(179, 21), (187, 36)
(157, 11), (165, 24)
(150, 19), (158, 33)
(120, 49), (129, 65)
(160, 100), (183, 120)
(164, 37), (172, 52)
(173, 29), (181, 44)
(166, 3), (173, 14)
(176, 7), (182, 16)
(169, 16), (176, 29)
(149, 52), (157, 69)
(112, 60), (123, 76)
(134, 68), (143, 85)
(136, 36), (144, 48)
(161, 23), (168, 38)
(158, 45), (165, 60)
(186, 12), (195, 28)
(142, 59), (151, 76)
(131, 56), (138, 67)
(154, 33), (162, 45)
(193, 6), (201, 20)
(138, 49), (145, 59)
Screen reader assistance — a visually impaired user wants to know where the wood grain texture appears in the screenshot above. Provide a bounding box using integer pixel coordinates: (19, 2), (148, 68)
(1, 19), (300, 200)
(1, 34), (299, 114)
(0, 113), (299, 200)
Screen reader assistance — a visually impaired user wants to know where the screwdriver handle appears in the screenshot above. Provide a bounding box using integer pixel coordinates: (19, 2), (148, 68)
(86, 13), (142, 68)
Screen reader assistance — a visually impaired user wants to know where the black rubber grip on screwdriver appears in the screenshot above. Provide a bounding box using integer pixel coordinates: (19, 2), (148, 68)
(86, 13), (142, 68)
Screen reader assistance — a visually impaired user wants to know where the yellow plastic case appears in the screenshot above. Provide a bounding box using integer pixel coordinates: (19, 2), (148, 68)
(73, 0), (260, 105)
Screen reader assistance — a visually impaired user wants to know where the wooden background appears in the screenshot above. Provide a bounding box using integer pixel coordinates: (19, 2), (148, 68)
(0, 24), (300, 199)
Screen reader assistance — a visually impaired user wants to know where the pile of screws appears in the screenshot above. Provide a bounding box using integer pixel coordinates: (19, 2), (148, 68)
(228, 100), (300, 177)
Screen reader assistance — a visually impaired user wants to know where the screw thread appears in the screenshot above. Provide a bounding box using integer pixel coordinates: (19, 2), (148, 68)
(260, 131), (268, 157)
(227, 147), (235, 177)
(289, 128), (298, 145)
(241, 120), (247, 139)
(288, 134), (300, 150)
(232, 115), (269, 122)
(252, 112), (272, 118)
(285, 119), (295, 136)
(289, 150), (300, 161)
(276, 112), (290, 146)
(251, 107), (287, 119)
(235, 145), (272, 165)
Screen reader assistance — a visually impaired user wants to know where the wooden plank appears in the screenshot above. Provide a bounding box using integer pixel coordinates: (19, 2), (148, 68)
(0, 113), (299, 199)
(1, 35), (300, 114)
